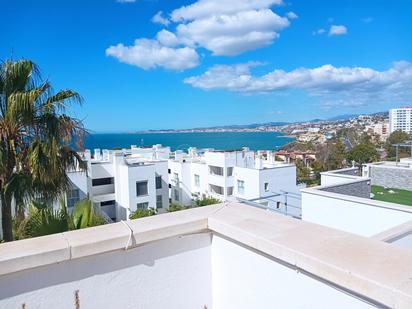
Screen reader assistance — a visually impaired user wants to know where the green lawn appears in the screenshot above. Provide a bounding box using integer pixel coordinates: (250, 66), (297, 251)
(371, 185), (412, 206)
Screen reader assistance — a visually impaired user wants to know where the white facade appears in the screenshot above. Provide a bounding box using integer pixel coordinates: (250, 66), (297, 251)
(67, 144), (170, 221)
(389, 107), (412, 134)
(168, 148), (298, 209)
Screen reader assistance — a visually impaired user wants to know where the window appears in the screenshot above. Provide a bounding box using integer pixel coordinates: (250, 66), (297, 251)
(168, 168), (171, 174)
(264, 182), (269, 192)
(209, 165), (224, 176)
(67, 189), (80, 208)
(227, 167), (234, 176)
(101, 200), (115, 206)
(174, 189), (179, 201)
(137, 202), (149, 209)
(92, 177), (114, 186)
(156, 195), (163, 209)
(156, 176), (162, 189)
(136, 181), (148, 196)
(194, 174), (200, 187)
(237, 180), (245, 195)
(227, 187), (234, 196)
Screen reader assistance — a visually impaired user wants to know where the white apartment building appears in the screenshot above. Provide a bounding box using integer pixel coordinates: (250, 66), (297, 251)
(168, 147), (298, 210)
(389, 107), (412, 134)
(67, 144), (170, 221)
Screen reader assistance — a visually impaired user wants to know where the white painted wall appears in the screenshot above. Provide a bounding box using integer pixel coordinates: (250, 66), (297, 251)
(302, 190), (412, 237)
(211, 235), (373, 309)
(0, 234), (213, 309)
(0, 233), (385, 308)
(321, 173), (361, 186)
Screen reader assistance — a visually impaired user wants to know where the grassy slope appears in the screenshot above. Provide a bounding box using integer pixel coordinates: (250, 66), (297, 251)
(371, 185), (412, 206)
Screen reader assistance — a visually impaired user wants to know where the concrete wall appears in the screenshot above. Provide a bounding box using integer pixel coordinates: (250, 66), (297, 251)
(211, 235), (373, 309)
(368, 165), (412, 191)
(0, 233), (213, 309)
(302, 189), (412, 237)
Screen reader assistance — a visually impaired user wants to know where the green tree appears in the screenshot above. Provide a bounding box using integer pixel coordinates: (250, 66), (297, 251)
(71, 199), (106, 229)
(17, 201), (69, 239)
(328, 141), (347, 170)
(346, 144), (378, 165)
(295, 159), (311, 183)
(311, 160), (325, 183)
(16, 198), (106, 239)
(0, 59), (86, 241)
(385, 130), (410, 159)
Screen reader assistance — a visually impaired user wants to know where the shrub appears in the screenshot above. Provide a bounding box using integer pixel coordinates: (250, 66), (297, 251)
(129, 208), (156, 219)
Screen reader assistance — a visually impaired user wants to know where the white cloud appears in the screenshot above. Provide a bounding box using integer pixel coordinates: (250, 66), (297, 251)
(176, 9), (289, 56)
(170, 0), (283, 22)
(108, 0), (293, 69)
(313, 28), (325, 35)
(184, 61), (412, 105)
(286, 11), (298, 20)
(156, 30), (179, 47)
(329, 25), (347, 36)
(106, 39), (199, 70)
(152, 11), (170, 26)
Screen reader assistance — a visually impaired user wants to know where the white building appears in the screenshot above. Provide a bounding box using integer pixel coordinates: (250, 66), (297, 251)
(168, 147), (299, 213)
(67, 144), (170, 221)
(389, 107), (412, 134)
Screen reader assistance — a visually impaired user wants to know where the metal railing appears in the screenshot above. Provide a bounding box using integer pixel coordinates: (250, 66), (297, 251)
(236, 190), (302, 219)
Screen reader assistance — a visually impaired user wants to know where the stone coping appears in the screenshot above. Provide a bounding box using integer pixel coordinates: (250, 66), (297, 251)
(372, 219), (412, 242)
(1, 202), (412, 308)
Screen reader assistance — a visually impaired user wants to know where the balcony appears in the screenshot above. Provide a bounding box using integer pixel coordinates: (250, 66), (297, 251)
(92, 183), (115, 196)
(208, 165), (224, 176)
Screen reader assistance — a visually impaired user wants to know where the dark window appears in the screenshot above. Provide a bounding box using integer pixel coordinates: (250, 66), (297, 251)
(168, 184), (172, 189)
(67, 189), (80, 208)
(101, 200), (115, 206)
(92, 177), (114, 186)
(168, 168), (171, 174)
(156, 176), (162, 189)
(136, 181), (148, 196)
(157, 195), (163, 209)
(137, 202), (149, 209)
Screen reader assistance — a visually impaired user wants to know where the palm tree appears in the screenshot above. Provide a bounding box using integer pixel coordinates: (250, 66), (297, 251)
(0, 59), (86, 241)
(16, 199), (106, 239)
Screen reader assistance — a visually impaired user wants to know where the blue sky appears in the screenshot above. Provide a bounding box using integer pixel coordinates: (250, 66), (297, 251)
(2, 0), (412, 132)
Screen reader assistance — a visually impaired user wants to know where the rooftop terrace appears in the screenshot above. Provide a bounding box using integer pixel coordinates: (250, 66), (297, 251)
(1, 202), (412, 308)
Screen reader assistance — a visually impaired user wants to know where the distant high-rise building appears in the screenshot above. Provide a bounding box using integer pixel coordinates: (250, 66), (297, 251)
(389, 107), (412, 134)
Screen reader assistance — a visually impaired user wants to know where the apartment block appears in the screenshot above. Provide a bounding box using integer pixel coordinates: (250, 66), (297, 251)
(168, 147), (298, 210)
(389, 107), (412, 134)
(67, 144), (170, 221)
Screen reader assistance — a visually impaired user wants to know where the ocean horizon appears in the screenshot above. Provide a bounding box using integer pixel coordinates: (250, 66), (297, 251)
(84, 132), (294, 152)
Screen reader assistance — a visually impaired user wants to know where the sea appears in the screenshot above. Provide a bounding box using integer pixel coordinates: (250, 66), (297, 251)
(84, 132), (294, 152)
